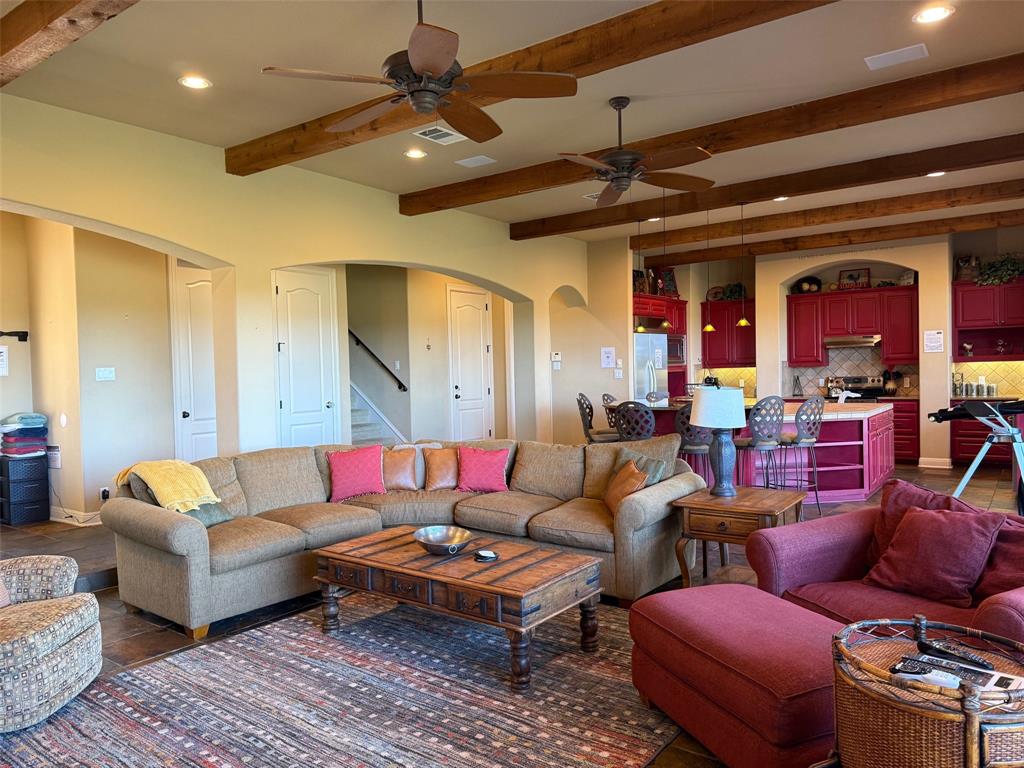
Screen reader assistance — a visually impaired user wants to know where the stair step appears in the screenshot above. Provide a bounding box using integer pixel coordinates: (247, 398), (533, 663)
(350, 408), (372, 421)
(352, 424), (384, 440)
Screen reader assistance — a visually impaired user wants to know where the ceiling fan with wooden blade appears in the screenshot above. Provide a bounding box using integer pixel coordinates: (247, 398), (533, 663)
(262, 0), (578, 139)
(559, 97), (714, 207)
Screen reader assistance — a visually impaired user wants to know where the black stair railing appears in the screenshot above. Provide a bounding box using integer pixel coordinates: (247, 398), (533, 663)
(349, 330), (409, 392)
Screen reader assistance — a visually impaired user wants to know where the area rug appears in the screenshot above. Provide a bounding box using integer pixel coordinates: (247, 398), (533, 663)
(2, 593), (678, 767)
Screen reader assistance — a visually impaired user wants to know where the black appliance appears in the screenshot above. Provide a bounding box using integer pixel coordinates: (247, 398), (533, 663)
(824, 375), (885, 402)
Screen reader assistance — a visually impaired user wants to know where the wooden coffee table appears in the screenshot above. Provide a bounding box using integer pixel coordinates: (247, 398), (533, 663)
(672, 487), (806, 588)
(314, 525), (602, 693)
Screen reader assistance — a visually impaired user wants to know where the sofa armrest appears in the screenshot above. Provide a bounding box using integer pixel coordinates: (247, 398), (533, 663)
(0, 555), (78, 602)
(615, 471), (708, 534)
(746, 506), (879, 597)
(101, 497), (209, 558)
(973, 586), (1024, 643)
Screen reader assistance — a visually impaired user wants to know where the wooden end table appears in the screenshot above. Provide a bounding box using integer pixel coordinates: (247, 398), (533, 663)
(672, 487), (806, 588)
(315, 526), (602, 693)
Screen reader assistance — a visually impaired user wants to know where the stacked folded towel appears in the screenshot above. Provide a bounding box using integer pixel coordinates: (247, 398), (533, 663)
(1, 414), (49, 458)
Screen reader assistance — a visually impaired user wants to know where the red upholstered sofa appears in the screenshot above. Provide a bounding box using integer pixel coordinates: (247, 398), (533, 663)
(746, 487), (1024, 643)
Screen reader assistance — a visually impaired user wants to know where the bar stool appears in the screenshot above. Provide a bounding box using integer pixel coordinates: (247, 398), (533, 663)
(675, 403), (713, 478)
(779, 395), (825, 518)
(615, 401), (656, 441)
(576, 393), (620, 444)
(733, 396), (785, 488)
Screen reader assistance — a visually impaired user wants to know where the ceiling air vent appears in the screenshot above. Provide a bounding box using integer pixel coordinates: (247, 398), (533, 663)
(455, 155), (497, 168)
(412, 126), (469, 145)
(864, 43), (929, 71)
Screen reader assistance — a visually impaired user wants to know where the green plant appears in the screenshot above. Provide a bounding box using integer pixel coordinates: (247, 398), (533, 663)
(976, 253), (1024, 285)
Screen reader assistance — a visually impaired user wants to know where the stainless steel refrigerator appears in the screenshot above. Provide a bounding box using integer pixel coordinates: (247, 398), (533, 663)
(633, 333), (668, 401)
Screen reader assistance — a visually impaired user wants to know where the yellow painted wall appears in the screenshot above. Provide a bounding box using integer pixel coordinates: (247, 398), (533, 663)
(0, 94), (587, 448)
(0, 212), (33, 414)
(74, 229), (175, 512)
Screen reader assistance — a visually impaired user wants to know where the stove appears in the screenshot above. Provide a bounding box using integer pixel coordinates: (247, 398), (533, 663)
(825, 375), (885, 402)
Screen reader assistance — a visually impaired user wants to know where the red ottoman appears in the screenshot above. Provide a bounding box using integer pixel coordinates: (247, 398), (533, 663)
(630, 584), (841, 768)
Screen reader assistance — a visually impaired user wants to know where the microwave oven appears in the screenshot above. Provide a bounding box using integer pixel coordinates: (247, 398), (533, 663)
(667, 335), (686, 367)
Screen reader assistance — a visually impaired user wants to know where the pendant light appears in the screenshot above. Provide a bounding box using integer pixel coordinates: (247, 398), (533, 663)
(736, 203), (751, 327)
(702, 209), (716, 333)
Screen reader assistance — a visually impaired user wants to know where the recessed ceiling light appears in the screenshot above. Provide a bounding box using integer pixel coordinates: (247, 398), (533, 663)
(404, 148), (428, 159)
(913, 4), (955, 24)
(178, 75), (211, 90)
(926, 170), (946, 178)
(773, 196), (789, 202)
(647, 217), (661, 222)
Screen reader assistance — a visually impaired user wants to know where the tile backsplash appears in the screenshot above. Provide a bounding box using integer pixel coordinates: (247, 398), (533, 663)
(701, 367), (756, 397)
(954, 361), (1024, 397)
(786, 348), (920, 397)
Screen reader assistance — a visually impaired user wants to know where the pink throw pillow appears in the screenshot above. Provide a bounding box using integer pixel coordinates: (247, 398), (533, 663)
(868, 479), (984, 563)
(328, 445), (385, 502)
(456, 446), (509, 493)
(864, 506), (1005, 607)
(973, 516), (1024, 603)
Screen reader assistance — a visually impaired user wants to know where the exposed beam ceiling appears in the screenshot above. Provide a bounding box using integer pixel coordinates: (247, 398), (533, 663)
(644, 208), (1024, 267)
(400, 53), (1024, 216)
(630, 179), (1024, 251)
(224, 0), (833, 176)
(509, 133), (1024, 240)
(0, 0), (137, 87)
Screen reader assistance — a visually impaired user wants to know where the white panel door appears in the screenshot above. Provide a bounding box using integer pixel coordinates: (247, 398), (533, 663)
(274, 268), (338, 447)
(172, 264), (218, 462)
(448, 286), (493, 441)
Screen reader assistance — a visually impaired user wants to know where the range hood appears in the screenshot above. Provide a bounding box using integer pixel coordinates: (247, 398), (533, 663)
(823, 334), (881, 349)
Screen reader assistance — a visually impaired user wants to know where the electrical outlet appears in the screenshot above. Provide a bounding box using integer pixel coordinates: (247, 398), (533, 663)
(819, 378), (826, 387)
(904, 376), (911, 388)
(99, 487), (110, 501)
(739, 378), (746, 388)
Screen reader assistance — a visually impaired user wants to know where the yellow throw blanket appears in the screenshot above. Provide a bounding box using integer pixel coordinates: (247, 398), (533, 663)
(115, 460), (221, 514)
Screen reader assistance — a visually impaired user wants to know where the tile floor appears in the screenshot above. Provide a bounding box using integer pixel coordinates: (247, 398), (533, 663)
(9, 464), (1022, 767)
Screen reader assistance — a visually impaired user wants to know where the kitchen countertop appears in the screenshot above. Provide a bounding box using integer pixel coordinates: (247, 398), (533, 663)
(619, 399), (892, 421)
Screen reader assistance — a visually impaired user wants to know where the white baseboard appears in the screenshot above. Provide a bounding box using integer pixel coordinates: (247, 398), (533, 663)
(918, 457), (954, 470)
(50, 507), (102, 526)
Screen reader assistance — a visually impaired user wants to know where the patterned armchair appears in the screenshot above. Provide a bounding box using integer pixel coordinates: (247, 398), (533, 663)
(0, 555), (102, 732)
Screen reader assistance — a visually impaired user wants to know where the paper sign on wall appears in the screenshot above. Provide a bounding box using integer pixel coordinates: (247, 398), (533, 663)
(0, 345), (8, 377)
(923, 330), (945, 354)
(600, 347), (616, 369)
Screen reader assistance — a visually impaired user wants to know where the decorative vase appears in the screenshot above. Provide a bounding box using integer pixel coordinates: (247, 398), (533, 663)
(707, 429), (738, 497)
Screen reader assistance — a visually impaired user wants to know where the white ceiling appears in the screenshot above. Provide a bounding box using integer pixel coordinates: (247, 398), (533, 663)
(3, 0), (1023, 244)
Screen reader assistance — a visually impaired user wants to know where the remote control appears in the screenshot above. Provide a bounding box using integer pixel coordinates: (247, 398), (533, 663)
(891, 659), (961, 688)
(917, 639), (994, 670)
(474, 550), (499, 563)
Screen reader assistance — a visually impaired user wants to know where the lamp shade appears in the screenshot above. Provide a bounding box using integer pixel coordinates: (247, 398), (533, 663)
(690, 386), (747, 429)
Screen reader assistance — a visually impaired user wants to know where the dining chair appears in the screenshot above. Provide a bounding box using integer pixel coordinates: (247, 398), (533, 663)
(779, 395), (825, 517)
(615, 401), (656, 441)
(601, 393), (618, 429)
(576, 393), (620, 444)
(733, 396), (785, 489)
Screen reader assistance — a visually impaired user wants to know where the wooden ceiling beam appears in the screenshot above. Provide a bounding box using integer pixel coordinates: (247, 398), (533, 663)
(643, 208), (1024, 267)
(400, 52), (1024, 215)
(224, 0), (833, 176)
(0, 0), (138, 87)
(630, 179), (1024, 251)
(509, 133), (1024, 240)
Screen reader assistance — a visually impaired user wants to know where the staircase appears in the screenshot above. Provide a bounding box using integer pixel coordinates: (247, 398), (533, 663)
(349, 384), (405, 447)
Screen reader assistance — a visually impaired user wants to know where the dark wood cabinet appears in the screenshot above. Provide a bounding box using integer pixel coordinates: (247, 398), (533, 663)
(1001, 282), (1024, 327)
(701, 300), (755, 368)
(633, 294), (686, 334)
(786, 294), (826, 367)
(881, 287), (918, 366)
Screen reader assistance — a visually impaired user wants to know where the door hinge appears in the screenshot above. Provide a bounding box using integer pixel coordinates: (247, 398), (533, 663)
(279, 400), (283, 409)
(488, 429), (492, 437)
(275, 285), (279, 294)
(487, 344), (491, 353)
(487, 387), (491, 395)
(277, 342), (285, 351)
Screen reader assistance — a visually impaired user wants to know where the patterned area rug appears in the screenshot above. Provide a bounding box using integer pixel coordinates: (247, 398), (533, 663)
(2, 594), (678, 767)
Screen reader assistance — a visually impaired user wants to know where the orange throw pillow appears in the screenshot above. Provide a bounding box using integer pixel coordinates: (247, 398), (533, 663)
(383, 447), (417, 491)
(604, 460), (648, 515)
(423, 447), (459, 491)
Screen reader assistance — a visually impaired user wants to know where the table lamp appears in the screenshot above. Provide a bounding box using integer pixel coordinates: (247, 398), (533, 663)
(690, 386), (747, 496)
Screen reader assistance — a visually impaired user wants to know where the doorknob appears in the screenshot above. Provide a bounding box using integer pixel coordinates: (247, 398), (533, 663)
(454, 385), (460, 390)
(325, 401), (334, 409)
(454, 394), (461, 400)
(182, 411), (190, 418)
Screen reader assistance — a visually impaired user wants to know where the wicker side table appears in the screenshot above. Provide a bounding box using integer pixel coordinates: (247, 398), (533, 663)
(817, 614), (1024, 768)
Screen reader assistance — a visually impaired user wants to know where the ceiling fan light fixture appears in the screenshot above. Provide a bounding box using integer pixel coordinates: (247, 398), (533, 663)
(913, 4), (955, 23)
(404, 148), (428, 159)
(178, 75), (211, 90)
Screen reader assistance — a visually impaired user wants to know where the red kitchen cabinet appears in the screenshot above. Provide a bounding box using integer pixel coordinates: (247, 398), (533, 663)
(1001, 282), (1024, 327)
(954, 284), (1001, 328)
(733, 303), (756, 365)
(950, 400), (1013, 465)
(882, 399), (919, 462)
(666, 298), (687, 335)
(787, 294), (826, 367)
(701, 300), (755, 368)
(881, 287), (918, 365)
(851, 292), (882, 334)
(822, 295), (851, 336)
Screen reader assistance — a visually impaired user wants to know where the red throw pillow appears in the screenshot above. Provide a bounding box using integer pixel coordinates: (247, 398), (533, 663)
(328, 445), (386, 502)
(864, 506), (1005, 607)
(456, 446), (509, 493)
(973, 516), (1024, 603)
(869, 479), (984, 563)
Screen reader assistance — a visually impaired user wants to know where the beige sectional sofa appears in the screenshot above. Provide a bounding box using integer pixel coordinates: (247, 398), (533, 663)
(101, 435), (705, 637)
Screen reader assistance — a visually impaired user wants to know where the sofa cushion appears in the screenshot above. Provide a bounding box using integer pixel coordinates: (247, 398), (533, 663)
(383, 448), (417, 491)
(233, 448), (326, 515)
(257, 503), (382, 549)
(583, 434), (681, 499)
(870, 478), (983, 563)
(454, 491), (562, 536)
(0, 592), (98, 666)
(456, 446), (509, 493)
(630, 584), (839, 748)
(396, 442), (443, 489)
(528, 497), (614, 553)
(604, 461), (648, 516)
(423, 447), (459, 491)
(441, 439), (517, 480)
(785, 580), (978, 627)
(328, 445), (386, 502)
(975, 516), (1024, 602)
(614, 448), (666, 487)
(313, 444), (355, 497)
(510, 441), (585, 501)
(864, 506), (1004, 607)
(192, 456), (248, 517)
(206, 517), (306, 575)
(344, 490), (478, 527)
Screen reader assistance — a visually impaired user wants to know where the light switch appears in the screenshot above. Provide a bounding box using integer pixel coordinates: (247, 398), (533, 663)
(614, 369), (624, 380)
(552, 360), (562, 371)
(95, 367), (116, 381)
(616, 358), (623, 369)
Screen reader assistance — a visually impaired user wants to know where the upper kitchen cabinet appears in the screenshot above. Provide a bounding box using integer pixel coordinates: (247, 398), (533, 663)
(822, 292), (881, 336)
(633, 293), (686, 335)
(787, 294), (826, 367)
(701, 300), (754, 368)
(952, 280), (1024, 361)
(953, 283), (1001, 328)
(880, 287), (918, 366)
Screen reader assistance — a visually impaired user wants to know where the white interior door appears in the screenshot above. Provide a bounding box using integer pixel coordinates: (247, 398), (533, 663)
(274, 267), (339, 447)
(171, 262), (218, 462)
(448, 286), (494, 441)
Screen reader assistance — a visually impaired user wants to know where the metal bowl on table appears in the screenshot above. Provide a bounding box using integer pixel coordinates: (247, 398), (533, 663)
(413, 525), (474, 555)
